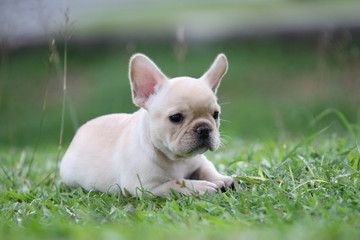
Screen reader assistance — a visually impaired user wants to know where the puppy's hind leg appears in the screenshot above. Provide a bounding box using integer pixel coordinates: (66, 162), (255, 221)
(150, 179), (219, 196)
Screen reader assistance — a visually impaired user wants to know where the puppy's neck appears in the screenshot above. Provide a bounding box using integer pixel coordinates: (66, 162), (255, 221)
(154, 145), (198, 162)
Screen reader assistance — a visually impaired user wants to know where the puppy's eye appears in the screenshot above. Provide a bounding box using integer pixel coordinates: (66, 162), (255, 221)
(213, 111), (219, 120)
(169, 113), (183, 123)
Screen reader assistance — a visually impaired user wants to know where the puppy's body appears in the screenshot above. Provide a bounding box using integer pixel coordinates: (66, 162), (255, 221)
(60, 55), (233, 196)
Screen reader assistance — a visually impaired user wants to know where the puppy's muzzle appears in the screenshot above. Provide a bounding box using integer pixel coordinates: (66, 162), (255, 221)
(195, 125), (212, 139)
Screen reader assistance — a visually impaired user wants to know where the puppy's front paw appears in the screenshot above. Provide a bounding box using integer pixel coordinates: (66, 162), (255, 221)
(187, 180), (219, 195)
(211, 175), (234, 192)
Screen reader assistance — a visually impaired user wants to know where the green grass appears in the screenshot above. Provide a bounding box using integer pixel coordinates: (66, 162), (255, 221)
(1, 129), (359, 239)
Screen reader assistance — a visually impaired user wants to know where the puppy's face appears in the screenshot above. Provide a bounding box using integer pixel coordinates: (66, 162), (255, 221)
(129, 54), (228, 159)
(148, 77), (221, 157)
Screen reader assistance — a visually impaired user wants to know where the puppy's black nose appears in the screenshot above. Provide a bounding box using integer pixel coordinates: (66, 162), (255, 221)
(196, 125), (211, 139)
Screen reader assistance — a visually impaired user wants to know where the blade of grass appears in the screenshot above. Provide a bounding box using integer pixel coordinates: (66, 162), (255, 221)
(56, 7), (73, 169)
(0, 165), (13, 186)
(291, 179), (332, 193)
(312, 108), (358, 138)
(282, 125), (331, 162)
(257, 163), (266, 180)
(288, 165), (295, 185)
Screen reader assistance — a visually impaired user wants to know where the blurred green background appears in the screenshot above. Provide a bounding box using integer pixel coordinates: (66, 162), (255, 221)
(0, 0), (359, 147)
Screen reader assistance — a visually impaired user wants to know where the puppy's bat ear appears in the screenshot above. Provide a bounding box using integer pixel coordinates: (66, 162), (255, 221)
(129, 54), (168, 108)
(200, 54), (228, 94)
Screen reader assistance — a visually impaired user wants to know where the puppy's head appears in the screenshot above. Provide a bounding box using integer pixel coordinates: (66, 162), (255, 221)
(129, 54), (228, 159)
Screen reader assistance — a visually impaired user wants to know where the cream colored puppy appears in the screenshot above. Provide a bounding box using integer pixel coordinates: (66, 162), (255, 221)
(60, 53), (233, 196)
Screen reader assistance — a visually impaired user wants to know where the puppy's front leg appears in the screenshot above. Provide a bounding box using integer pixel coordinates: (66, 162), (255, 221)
(150, 179), (219, 196)
(197, 156), (234, 190)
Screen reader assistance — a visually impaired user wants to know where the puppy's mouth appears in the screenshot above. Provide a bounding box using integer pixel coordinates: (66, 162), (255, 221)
(188, 139), (214, 154)
(175, 126), (219, 157)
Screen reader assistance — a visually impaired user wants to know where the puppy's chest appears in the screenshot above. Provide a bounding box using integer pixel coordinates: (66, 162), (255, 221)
(164, 159), (201, 180)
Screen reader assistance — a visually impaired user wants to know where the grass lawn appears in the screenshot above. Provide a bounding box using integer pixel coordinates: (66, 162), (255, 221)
(1, 129), (359, 239)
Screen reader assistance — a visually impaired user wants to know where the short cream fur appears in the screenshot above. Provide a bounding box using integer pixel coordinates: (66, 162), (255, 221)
(60, 54), (233, 196)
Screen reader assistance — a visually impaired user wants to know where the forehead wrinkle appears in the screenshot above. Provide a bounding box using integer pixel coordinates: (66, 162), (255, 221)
(167, 78), (218, 108)
(167, 94), (219, 115)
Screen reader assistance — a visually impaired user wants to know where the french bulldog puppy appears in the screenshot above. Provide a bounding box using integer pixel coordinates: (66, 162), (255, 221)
(60, 53), (233, 196)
